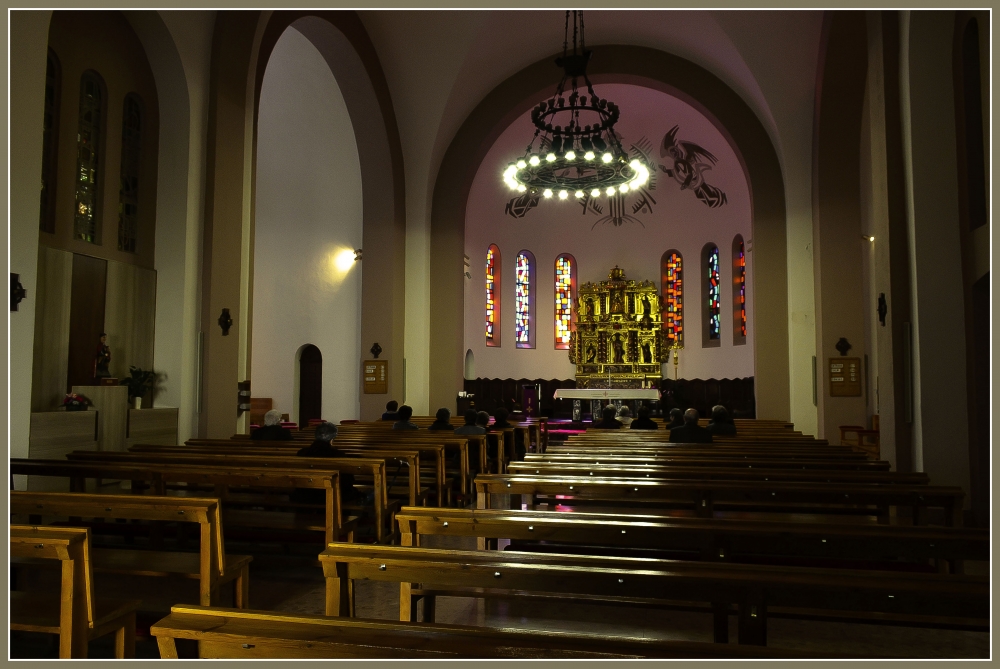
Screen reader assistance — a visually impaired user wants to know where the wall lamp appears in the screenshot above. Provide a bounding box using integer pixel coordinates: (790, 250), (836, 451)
(354, 249), (363, 261)
(862, 234), (875, 242)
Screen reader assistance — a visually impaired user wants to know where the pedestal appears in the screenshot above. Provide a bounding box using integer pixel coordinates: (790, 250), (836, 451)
(72, 385), (128, 452)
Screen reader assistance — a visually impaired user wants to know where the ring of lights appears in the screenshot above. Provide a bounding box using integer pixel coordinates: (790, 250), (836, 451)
(530, 96), (620, 138)
(503, 153), (650, 200)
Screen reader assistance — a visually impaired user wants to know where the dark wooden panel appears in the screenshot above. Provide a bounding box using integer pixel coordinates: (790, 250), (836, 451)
(299, 345), (322, 427)
(67, 253), (107, 391)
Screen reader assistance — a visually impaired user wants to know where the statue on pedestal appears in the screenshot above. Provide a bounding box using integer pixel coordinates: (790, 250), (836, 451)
(93, 333), (111, 380)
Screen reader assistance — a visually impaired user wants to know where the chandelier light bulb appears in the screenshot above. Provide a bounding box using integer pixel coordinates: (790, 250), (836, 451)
(606, 187), (616, 196)
(546, 153), (557, 162)
(602, 153), (613, 163)
(565, 151), (576, 160)
(619, 183), (630, 193)
(529, 155), (541, 166)
(558, 190), (568, 200)
(543, 189), (553, 198)
(584, 151), (595, 160)
(517, 184), (527, 192)
(516, 160), (527, 169)
(575, 190), (585, 198)
(591, 189), (600, 198)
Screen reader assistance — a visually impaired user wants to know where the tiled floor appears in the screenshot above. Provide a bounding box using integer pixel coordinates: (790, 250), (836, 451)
(10, 533), (989, 659)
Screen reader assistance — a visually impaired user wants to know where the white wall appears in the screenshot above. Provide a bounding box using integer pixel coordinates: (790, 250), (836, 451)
(252, 27), (363, 424)
(464, 84), (754, 382)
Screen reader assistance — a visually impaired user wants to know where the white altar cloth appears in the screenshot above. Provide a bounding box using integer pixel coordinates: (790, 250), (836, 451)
(553, 389), (660, 401)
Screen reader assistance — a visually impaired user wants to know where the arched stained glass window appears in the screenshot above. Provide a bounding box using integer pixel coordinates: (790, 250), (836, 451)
(732, 235), (746, 345)
(702, 243), (721, 346)
(39, 49), (61, 234)
(660, 250), (683, 345)
(74, 71), (105, 244)
(554, 254), (576, 349)
(118, 94), (142, 253)
(486, 244), (501, 346)
(515, 250), (535, 348)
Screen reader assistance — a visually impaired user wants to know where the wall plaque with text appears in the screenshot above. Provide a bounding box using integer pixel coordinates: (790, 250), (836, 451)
(828, 357), (862, 397)
(363, 360), (388, 394)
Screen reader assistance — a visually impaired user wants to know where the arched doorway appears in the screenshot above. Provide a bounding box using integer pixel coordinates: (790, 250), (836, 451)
(298, 344), (323, 427)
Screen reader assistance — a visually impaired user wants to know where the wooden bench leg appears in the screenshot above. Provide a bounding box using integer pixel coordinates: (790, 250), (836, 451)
(400, 583), (413, 621)
(712, 602), (729, 643)
(737, 600), (767, 646)
(156, 636), (179, 659)
(115, 613), (136, 659)
(326, 563), (354, 617)
(234, 566), (250, 609)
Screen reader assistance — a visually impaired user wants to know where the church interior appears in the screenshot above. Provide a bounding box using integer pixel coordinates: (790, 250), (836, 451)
(8, 9), (991, 659)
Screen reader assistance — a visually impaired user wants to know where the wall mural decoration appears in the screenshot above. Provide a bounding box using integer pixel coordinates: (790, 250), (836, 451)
(504, 127), (726, 225)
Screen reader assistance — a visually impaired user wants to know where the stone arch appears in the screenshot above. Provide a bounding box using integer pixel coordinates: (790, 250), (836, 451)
(428, 44), (789, 419)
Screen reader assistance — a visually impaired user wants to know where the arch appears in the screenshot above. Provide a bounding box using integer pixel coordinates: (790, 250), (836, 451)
(464, 348), (475, 380)
(515, 249), (535, 349)
(117, 92), (143, 253)
(660, 250), (683, 346)
(73, 70), (106, 244)
(702, 243), (721, 347)
(554, 253), (576, 350)
(429, 44), (789, 419)
(732, 234), (746, 345)
(485, 244), (501, 347)
(297, 343), (323, 428)
(39, 47), (60, 234)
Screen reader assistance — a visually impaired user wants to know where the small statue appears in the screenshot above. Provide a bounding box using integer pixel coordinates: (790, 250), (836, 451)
(641, 294), (651, 315)
(93, 333), (111, 380)
(612, 334), (625, 364)
(642, 341), (652, 363)
(586, 345), (597, 363)
(586, 298), (595, 316)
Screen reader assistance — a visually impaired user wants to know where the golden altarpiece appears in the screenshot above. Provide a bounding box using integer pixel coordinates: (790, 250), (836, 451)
(568, 266), (667, 389)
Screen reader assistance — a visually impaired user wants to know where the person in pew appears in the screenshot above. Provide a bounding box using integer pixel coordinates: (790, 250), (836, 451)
(706, 405), (738, 436)
(489, 407), (513, 430)
(454, 410), (486, 435)
(428, 407), (456, 431)
(668, 408), (714, 443)
(250, 409), (293, 441)
(294, 422), (360, 502)
(381, 400), (399, 421)
(616, 405), (633, 427)
(592, 405), (623, 429)
(665, 407), (685, 430)
(629, 405), (658, 430)
(475, 411), (491, 429)
(392, 405), (420, 430)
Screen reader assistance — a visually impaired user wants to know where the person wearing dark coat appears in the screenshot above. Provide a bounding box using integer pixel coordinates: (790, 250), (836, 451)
(706, 405), (738, 436)
(381, 400), (399, 421)
(629, 405), (658, 430)
(428, 407), (456, 431)
(251, 409), (293, 440)
(489, 407), (513, 430)
(669, 408), (714, 444)
(592, 405), (623, 430)
(295, 422), (357, 501)
(665, 407), (685, 430)
(392, 405), (420, 430)
(454, 410), (486, 435)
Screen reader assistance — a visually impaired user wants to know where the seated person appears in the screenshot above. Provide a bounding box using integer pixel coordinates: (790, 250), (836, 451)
(616, 405), (633, 427)
(490, 407), (512, 430)
(706, 405), (738, 436)
(381, 400), (399, 421)
(294, 422), (357, 501)
(250, 409), (292, 440)
(428, 407), (456, 431)
(665, 408), (685, 430)
(629, 405), (658, 430)
(392, 405), (420, 430)
(592, 405), (623, 430)
(454, 409), (486, 435)
(668, 408), (713, 444)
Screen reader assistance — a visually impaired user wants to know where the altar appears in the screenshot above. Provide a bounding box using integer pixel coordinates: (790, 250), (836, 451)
(553, 388), (661, 422)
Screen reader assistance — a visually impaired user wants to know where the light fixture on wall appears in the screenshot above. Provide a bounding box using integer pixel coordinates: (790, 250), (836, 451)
(501, 11), (648, 202)
(354, 249), (363, 261)
(862, 234), (875, 242)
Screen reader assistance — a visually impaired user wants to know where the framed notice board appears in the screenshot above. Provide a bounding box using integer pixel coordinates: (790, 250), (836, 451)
(363, 360), (388, 394)
(828, 357), (862, 397)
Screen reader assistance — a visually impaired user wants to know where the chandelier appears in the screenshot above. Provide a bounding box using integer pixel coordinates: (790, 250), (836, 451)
(502, 11), (649, 202)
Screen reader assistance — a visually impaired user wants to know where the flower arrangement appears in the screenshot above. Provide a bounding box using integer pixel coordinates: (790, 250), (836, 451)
(62, 393), (91, 411)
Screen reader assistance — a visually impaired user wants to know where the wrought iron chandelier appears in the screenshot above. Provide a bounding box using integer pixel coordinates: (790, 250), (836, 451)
(502, 11), (649, 202)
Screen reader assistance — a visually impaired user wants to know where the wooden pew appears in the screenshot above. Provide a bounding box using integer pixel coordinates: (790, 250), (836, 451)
(10, 491), (252, 607)
(318, 543), (988, 645)
(522, 453), (892, 471)
(10, 525), (140, 658)
(11, 458), (357, 546)
(149, 604), (819, 658)
(474, 474), (967, 526)
(395, 507), (987, 573)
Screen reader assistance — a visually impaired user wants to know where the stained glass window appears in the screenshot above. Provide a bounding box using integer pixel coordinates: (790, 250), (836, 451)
(118, 94), (142, 253)
(554, 254), (576, 349)
(733, 235), (746, 343)
(74, 71), (104, 244)
(486, 244), (501, 346)
(661, 251), (683, 345)
(39, 49), (61, 234)
(706, 245), (721, 341)
(515, 250), (535, 348)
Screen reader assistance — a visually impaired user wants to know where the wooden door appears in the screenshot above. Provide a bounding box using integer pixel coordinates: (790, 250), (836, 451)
(298, 344), (322, 428)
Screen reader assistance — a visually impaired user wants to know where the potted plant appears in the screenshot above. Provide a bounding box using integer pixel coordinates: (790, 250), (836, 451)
(62, 392), (91, 411)
(120, 366), (156, 409)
